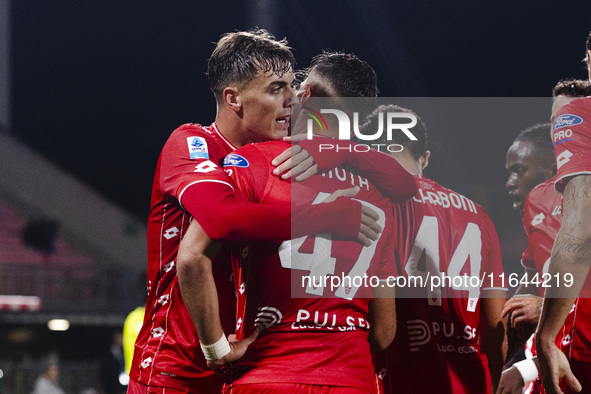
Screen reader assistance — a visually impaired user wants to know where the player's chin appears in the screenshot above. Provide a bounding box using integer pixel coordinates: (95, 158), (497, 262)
(512, 198), (523, 211)
(272, 126), (289, 140)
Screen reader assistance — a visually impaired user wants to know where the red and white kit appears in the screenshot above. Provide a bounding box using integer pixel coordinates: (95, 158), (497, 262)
(130, 123), (241, 392)
(375, 175), (506, 394)
(223, 140), (399, 393)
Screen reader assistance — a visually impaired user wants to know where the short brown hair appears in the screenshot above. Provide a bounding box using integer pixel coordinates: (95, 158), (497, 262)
(207, 29), (295, 101)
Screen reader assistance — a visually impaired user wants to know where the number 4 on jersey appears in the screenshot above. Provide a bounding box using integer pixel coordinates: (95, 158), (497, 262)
(279, 192), (386, 299)
(405, 216), (482, 311)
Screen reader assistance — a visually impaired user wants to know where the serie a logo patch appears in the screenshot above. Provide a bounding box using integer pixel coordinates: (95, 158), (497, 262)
(187, 137), (209, 160)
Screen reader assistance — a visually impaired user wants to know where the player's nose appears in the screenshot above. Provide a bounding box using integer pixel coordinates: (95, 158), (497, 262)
(505, 174), (517, 190)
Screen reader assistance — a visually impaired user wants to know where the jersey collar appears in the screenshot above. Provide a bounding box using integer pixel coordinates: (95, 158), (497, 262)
(211, 123), (238, 151)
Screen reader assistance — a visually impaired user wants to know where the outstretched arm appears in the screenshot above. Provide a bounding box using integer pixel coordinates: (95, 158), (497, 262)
(536, 175), (591, 394)
(182, 181), (377, 244)
(273, 136), (417, 202)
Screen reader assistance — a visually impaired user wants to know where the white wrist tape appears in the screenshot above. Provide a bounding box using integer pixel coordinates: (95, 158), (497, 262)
(200, 334), (231, 361)
(514, 358), (538, 383)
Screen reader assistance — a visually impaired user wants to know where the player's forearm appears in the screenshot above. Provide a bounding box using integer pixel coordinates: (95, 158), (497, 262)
(367, 288), (396, 351)
(178, 255), (223, 344)
(182, 182), (363, 242)
(538, 175), (591, 342)
(479, 293), (507, 392)
(482, 333), (505, 392)
(177, 223), (224, 345)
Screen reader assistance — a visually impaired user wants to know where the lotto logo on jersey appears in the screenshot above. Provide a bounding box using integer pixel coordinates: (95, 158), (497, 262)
(556, 149), (573, 169)
(553, 114), (583, 131)
(187, 137), (209, 159)
(531, 212), (545, 226)
(223, 154), (250, 168)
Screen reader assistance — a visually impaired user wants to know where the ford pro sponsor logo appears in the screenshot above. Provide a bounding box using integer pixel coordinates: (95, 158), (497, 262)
(553, 114), (583, 130)
(223, 154), (250, 168)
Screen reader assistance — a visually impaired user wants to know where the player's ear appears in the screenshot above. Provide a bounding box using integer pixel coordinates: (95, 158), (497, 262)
(420, 151), (431, 171)
(303, 84), (312, 98)
(223, 87), (241, 112)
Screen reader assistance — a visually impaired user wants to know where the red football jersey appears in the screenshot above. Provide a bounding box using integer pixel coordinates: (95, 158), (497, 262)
(131, 123), (237, 391)
(553, 97), (591, 193)
(224, 141), (397, 392)
(375, 175), (506, 394)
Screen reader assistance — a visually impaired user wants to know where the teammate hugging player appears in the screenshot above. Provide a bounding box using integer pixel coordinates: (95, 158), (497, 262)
(129, 30), (379, 394)
(177, 52), (418, 393)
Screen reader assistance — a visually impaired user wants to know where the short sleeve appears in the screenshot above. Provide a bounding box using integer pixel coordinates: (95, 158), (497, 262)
(553, 98), (591, 193)
(159, 124), (233, 207)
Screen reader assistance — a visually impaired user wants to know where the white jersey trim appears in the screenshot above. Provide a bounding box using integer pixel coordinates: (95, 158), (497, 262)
(211, 123), (238, 151)
(178, 180), (234, 210)
(521, 258), (535, 270)
(555, 171), (591, 194)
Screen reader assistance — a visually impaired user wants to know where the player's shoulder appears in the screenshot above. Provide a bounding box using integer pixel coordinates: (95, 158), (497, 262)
(226, 140), (289, 166)
(164, 122), (234, 160)
(171, 122), (215, 138)
(223, 141), (289, 173)
(527, 176), (559, 202)
(554, 96), (591, 123)
(419, 176), (493, 222)
(419, 176), (479, 208)
(237, 140), (290, 157)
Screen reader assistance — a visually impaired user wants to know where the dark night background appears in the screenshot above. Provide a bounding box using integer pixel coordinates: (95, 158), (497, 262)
(8, 1), (591, 221)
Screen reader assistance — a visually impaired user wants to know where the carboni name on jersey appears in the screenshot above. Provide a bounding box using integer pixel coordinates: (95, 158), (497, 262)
(412, 187), (477, 214)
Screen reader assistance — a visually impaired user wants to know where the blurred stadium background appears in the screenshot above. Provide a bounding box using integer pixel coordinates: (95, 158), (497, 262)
(1, 1), (591, 392)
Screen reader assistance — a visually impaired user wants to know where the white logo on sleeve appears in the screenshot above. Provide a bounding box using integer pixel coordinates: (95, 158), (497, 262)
(141, 357), (153, 368)
(158, 294), (170, 305)
(163, 261), (175, 272)
(556, 150), (573, 169)
(532, 212), (545, 226)
(194, 161), (218, 173)
(163, 227), (179, 239)
(151, 327), (165, 338)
